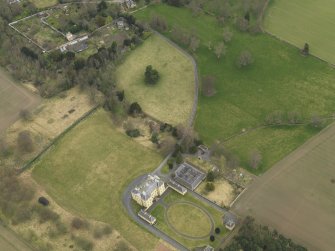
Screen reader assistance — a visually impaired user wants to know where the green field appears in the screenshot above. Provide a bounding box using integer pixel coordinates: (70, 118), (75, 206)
(264, 0), (335, 65)
(151, 192), (227, 249)
(32, 109), (163, 250)
(135, 4), (335, 173)
(116, 34), (195, 125)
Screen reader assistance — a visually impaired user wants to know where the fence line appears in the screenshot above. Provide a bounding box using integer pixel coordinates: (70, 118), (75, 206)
(19, 105), (99, 173)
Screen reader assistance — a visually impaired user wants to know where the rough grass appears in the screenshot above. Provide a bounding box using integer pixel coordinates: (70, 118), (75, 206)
(264, 0), (335, 65)
(135, 4), (335, 173)
(0, 68), (40, 133)
(32, 109), (163, 250)
(116, 34), (195, 125)
(151, 191), (227, 249)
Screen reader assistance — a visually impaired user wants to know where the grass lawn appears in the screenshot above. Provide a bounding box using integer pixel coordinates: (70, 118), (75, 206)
(30, 0), (58, 9)
(135, 4), (335, 173)
(116, 34), (195, 125)
(167, 203), (212, 237)
(32, 109), (163, 250)
(151, 191), (227, 249)
(264, 0), (335, 65)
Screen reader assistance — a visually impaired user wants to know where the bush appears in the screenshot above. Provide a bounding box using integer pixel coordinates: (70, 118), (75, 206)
(35, 206), (59, 223)
(102, 225), (112, 235)
(17, 130), (34, 153)
(38, 197), (50, 206)
(205, 182), (215, 192)
(206, 171), (215, 182)
(215, 227), (221, 234)
(71, 217), (90, 230)
(19, 109), (32, 121)
(114, 241), (132, 251)
(210, 235), (215, 241)
(73, 236), (94, 251)
(12, 206), (33, 225)
(126, 129), (140, 138)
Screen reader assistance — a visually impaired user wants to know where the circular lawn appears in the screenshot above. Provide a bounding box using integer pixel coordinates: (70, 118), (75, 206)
(166, 202), (213, 239)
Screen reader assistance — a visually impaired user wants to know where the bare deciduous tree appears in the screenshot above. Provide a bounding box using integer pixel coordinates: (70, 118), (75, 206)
(223, 28), (233, 43)
(237, 50), (253, 68)
(249, 149), (262, 169)
(214, 42), (226, 59)
(189, 36), (200, 52)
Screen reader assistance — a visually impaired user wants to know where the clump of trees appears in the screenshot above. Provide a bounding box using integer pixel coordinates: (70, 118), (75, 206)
(224, 216), (307, 251)
(144, 65), (160, 85)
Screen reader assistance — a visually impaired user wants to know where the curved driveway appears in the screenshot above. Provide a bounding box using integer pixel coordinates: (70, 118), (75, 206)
(122, 31), (200, 251)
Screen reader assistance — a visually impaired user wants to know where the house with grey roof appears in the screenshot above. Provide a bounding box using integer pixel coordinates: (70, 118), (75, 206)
(174, 163), (206, 190)
(131, 174), (166, 208)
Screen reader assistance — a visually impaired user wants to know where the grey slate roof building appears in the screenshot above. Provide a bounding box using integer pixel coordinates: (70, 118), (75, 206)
(174, 163), (206, 190)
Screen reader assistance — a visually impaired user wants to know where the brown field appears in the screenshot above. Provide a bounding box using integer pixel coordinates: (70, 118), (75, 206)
(0, 68), (40, 134)
(0, 224), (33, 251)
(233, 123), (335, 251)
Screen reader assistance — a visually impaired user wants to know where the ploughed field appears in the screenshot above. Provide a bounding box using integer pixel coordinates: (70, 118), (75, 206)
(233, 123), (335, 251)
(264, 0), (335, 65)
(0, 68), (40, 133)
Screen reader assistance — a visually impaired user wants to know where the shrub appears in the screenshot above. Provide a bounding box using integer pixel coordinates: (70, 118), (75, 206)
(114, 241), (132, 251)
(205, 182), (215, 192)
(206, 171), (215, 182)
(126, 129), (140, 138)
(102, 225), (112, 235)
(215, 227), (221, 234)
(150, 132), (159, 144)
(19, 109), (32, 121)
(73, 236), (94, 251)
(71, 217), (90, 230)
(38, 197), (50, 206)
(17, 130), (34, 153)
(35, 206), (59, 223)
(210, 235), (215, 241)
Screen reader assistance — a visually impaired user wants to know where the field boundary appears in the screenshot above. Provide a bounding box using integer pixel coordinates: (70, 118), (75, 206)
(19, 105), (99, 172)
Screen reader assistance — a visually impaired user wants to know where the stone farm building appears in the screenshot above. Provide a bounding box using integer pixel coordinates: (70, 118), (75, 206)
(174, 163), (206, 190)
(131, 174), (166, 208)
